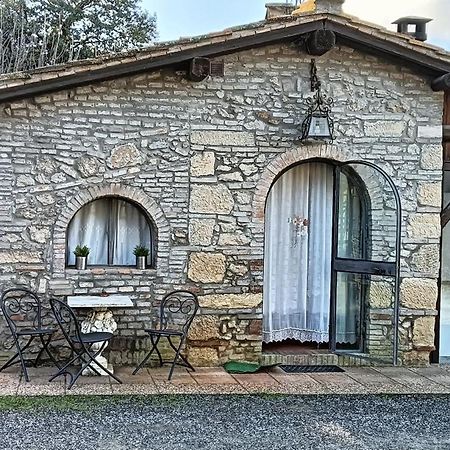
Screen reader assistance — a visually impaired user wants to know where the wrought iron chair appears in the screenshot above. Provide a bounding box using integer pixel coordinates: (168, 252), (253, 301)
(133, 290), (199, 380)
(49, 298), (122, 389)
(0, 288), (59, 382)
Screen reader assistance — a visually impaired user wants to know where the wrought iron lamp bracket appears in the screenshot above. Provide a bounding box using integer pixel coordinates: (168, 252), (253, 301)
(301, 59), (335, 142)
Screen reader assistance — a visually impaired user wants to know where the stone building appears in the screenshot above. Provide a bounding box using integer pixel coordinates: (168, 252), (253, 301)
(0, 0), (449, 367)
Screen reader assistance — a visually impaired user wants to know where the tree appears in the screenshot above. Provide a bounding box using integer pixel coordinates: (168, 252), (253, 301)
(0, 0), (157, 74)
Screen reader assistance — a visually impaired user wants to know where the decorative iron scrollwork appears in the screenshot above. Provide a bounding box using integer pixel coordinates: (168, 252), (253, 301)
(301, 59), (335, 142)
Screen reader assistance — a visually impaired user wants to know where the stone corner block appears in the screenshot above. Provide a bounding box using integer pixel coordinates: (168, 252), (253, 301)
(406, 214), (440, 240)
(412, 316), (436, 349)
(417, 182), (441, 207)
(400, 278), (438, 310)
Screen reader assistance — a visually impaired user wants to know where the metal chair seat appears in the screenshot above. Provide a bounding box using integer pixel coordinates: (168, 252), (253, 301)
(143, 328), (183, 337)
(17, 328), (56, 336)
(72, 332), (113, 344)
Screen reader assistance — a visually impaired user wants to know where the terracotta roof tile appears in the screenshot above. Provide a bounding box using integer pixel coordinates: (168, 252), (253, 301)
(0, 12), (448, 96)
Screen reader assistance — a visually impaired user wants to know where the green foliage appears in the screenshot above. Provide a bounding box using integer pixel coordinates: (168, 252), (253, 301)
(0, 0), (157, 73)
(73, 244), (90, 257)
(0, 395), (195, 412)
(133, 245), (149, 257)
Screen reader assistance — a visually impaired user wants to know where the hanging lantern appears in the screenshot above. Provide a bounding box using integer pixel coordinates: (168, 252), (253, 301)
(301, 59), (334, 141)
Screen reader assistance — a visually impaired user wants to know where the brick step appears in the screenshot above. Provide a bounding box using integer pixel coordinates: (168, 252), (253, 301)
(261, 353), (339, 367)
(261, 352), (377, 367)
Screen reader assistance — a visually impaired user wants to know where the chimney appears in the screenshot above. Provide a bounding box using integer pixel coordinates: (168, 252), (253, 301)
(265, 3), (296, 20)
(314, 0), (345, 15)
(393, 17), (432, 42)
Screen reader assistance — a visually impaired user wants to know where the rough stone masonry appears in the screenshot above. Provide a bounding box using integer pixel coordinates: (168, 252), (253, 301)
(0, 41), (443, 366)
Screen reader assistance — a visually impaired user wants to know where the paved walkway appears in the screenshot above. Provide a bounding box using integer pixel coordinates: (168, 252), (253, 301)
(2, 365), (450, 396)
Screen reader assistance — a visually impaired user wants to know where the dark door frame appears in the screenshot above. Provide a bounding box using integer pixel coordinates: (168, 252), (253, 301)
(330, 161), (402, 366)
(432, 201), (450, 364)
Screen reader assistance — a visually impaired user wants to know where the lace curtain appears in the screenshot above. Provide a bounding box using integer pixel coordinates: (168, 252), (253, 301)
(67, 198), (152, 266)
(263, 162), (361, 344)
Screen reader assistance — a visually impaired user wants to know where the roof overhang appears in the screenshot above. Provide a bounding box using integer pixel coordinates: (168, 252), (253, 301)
(0, 15), (449, 103)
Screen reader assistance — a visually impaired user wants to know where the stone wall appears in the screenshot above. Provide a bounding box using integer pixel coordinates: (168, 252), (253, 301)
(0, 41), (443, 366)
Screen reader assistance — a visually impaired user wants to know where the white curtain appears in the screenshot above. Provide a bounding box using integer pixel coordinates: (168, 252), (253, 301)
(110, 200), (152, 266)
(263, 163), (334, 343)
(67, 198), (152, 266)
(263, 163), (364, 345)
(67, 200), (109, 265)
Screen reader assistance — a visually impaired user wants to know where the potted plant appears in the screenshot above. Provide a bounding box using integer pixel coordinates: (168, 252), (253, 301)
(133, 245), (149, 269)
(73, 245), (90, 270)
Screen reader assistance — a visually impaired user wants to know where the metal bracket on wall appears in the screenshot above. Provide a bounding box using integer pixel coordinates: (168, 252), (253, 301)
(189, 58), (224, 82)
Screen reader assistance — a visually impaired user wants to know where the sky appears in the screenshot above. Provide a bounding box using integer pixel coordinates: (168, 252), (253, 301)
(142, 0), (450, 49)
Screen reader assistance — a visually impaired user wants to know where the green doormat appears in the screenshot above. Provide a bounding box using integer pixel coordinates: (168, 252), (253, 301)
(223, 361), (262, 374)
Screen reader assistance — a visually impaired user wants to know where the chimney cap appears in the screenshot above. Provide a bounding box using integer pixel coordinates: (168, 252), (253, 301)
(265, 2), (296, 20)
(393, 16), (432, 42)
(392, 16), (432, 25)
(314, 0), (345, 15)
(265, 2), (294, 6)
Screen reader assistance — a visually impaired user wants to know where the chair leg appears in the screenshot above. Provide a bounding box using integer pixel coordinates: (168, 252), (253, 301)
(14, 336), (34, 383)
(167, 336), (194, 371)
(179, 353), (195, 372)
(80, 343), (109, 377)
(75, 342), (122, 387)
(36, 333), (61, 369)
(167, 337), (185, 381)
(133, 334), (161, 375)
(34, 335), (48, 368)
(152, 334), (163, 367)
(49, 352), (82, 383)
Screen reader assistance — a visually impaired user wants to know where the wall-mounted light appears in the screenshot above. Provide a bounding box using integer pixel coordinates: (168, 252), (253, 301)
(301, 59), (334, 141)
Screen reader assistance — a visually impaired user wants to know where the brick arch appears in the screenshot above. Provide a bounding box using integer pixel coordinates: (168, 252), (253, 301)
(252, 144), (352, 229)
(52, 183), (170, 275)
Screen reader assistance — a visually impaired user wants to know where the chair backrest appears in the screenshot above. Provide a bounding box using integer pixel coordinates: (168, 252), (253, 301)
(159, 290), (199, 336)
(49, 298), (84, 348)
(0, 288), (44, 335)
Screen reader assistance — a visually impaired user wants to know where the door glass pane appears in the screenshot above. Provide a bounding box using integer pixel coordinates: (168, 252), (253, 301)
(337, 164), (397, 263)
(335, 272), (395, 363)
(337, 171), (364, 259)
(336, 272), (363, 351)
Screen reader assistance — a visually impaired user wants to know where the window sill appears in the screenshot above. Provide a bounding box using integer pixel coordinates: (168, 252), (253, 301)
(65, 267), (157, 276)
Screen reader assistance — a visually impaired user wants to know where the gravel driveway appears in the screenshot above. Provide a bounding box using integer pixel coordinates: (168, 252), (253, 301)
(0, 395), (449, 450)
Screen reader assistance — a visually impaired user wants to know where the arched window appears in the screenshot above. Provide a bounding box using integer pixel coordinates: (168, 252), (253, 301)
(67, 197), (154, 267)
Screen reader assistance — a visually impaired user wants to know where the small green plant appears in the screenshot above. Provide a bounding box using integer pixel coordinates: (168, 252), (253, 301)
(73, 245), (90, 257)
(133, 245), (150, 257)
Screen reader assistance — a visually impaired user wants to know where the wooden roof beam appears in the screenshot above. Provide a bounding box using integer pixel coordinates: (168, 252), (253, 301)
(432, 73), (450, 92)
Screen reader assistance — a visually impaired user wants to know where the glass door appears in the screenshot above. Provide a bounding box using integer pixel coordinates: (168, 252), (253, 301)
(330, 162), (401, 365)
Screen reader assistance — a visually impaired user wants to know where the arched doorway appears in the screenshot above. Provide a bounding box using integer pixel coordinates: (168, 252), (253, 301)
(263, 159), (401, 363)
